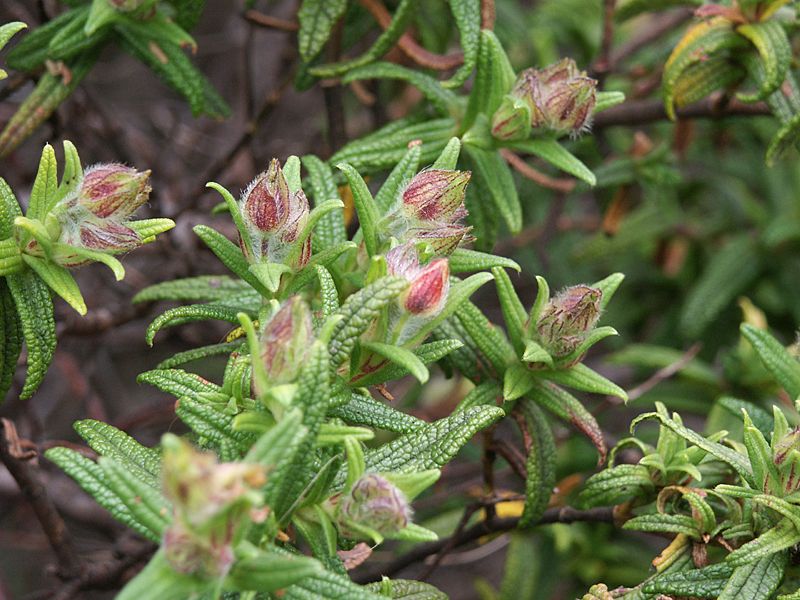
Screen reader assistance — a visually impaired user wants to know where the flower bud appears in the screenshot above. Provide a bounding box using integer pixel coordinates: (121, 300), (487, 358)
(536, 285), (602, 357)
(338, 474), (411, 539)
(491, 94), (533, 141)
(239, 159), (311, 266)
(402, 170), (471, 223)
(163, 521), (235, 579)
(260, 296), (314, 385)
(77, 164), (151, 219)
(386, 244), (450, 317)
(493, 58), (598, 139)
(161, 435), (266, 531)
(773, 427), (800, 493)
(412, 221), (473, 256)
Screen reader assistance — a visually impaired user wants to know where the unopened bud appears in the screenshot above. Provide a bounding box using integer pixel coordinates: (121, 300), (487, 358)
(77, 164), (151, 219)
(402, 170), (471, 223)
(386, 244), (450, 317)
(161, 435), (266, 530)
(239, 159), (311, 265)
(339, 474), (411, 539)
(163, 522), (235, 579)
(536, 285), (602, 357)
(260, 296), (314, 385)
(493, 58), (598, 139)
(491, 95), (533, 141)
(773, 427), (800, 493)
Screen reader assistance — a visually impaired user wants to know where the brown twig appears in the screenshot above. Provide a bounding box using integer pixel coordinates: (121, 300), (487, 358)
(610, 8), (694, 68)
(591, 0), (617, 82)
(353, 506), (615, 583)
(626, 343), (703, 402)
(481, 0), (496, 30)
(243, 9), (298, 32)
(595, 97), (771, 128)
(0, 419), (81, 580)
(499, 148), (577, 193)
(358, 0), (464, 71)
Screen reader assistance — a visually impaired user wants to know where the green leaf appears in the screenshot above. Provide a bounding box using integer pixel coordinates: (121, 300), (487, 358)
(227, 546), (323, 592)
(7, 10), (86, 71)
(631, 410), (753, 485)
(529, 379), (607, 463)
(309, 0), (417, 78)
(740, 324), (800, 402)
(518, 399), (556, 527)
(492, 266), (526, 352)
(663, 18), (746, 120)
(281, 554), (387, 599)
(644, 562), (732, 597)
(85, 0), (119, 35)
(302, 155), (347, 250)
(297, 0), (348, 62)
(74, 419), (161, 489)
(0, 280), (23, 401)
(193, 224), (267, 294)
(176, 397), (256, 455)
(737, 20), (791, 103)
(145, 303), (244, 346)
(137, 368), (225, 400)
(343, 63), (460, 116)
(535, 362), (627, 401)
(361, 341), (429, 384)
(432, 137), (462, 170)
(337, 163), (380, 256)
(0, 53), (96, 157)
(328, 276), (408, 367)
(249, 262), (291, 294)
(578, 464), (654, 507)
(726, 519), (800, 567)
(443, 0), (480, 89)
(345, 405), (504, 478)
(99, 456), (171, 536)
(373, 142), (422, 213)
(624, 513), (701, 538)
(28, 143), (58, 221)
(450, 248), (520, 274)
(364, 579), (448, 599)
(116, 550), (203, 600)
(133, 275), (255, 304)
(464, 145), (522, 233)
(0, 22), (26, 51)
(504, 363), (535, 401)
(463, 29), (516, 130)
(594, 90), (625, 113)
(450, 296), (516, 374)
(6, 268), (56, 399)
(521, 340), (553, 368)
(719, 552), (788, 600)
(509, 138), (596, 186)
(329, 392), (426, 434)
(45, 447), (161, 541)
(21, 255), (86, 314)
(742, 410), (781, 495)
(680, 235), (760, 338)
(330, 118), (455, 174)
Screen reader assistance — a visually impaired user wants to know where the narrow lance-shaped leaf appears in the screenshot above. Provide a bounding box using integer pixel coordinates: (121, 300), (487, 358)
(517, 399), (556, 527)
(740, 324), (800, 403)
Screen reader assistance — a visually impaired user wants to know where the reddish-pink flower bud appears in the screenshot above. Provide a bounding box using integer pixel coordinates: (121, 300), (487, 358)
(402, 170), (471, 223)
(239, 159), (311, 265)
(243, 159), (291, 234)
(260, 296), (314, 384)
(536, 285), (602, 357)
(77, 164), (151, 219)
(387, 244), (450, 317)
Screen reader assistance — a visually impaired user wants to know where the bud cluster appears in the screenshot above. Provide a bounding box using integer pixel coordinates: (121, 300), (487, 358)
(38, 163), (152, 265)
(337, 474), (411, 540)
(492, 58), (597, 141)
(389, 169), (473, 256)
(239, 159), (311, 268)
(535, 285), (603, 358)
(161, 435), (267, 579)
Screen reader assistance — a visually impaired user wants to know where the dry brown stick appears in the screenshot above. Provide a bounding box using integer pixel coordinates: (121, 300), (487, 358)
(0, 419), (81, 580)
(243, 9), (298, 32)
(353, 506), (615, 583)
(626, 343), (703, 402)
(358, 0), (464, 70)
(591, 0), (617, 81)
(610, 8), (694, 68)
(499, 148), (577, 193)
(481, 0), (496, 30)
(595, 97), (771, 128)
